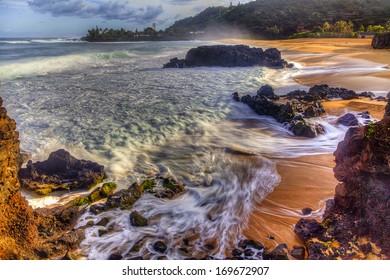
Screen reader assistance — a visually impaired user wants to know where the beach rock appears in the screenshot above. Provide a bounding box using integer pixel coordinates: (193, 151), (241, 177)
(290, 117), (323, 138)
(257, 85), (279, 100)
(96, 217), (110, 227)
(106, 182), (144, 210)
(286, 89), (312, 101)
(290, 246), (305, 260)
(376, 96), (387, 101)
(232, 92), (240, 102)
(153, 241), (167, 253)
(130, 211), (148, 227)
(232, 249), (242, 256)
(163, 57), (188, 68)
(358, 91), (375, 98)
(108, 253), (123, 260)
(19, 149), (106, 195)
(302, 207), (312, 215)
(372, 33), (390, 49)
(237, 239), (248, 249)
(296, 114), (390, 259)
(264, 244), (289, 260)
(246, 240), (264, 250)
(304, 101), (326, 117)
(385, 99), (390, 118)
(164, 45), (291, 68)
(338, 113), (359, 126)
(357, 111), (371, 119)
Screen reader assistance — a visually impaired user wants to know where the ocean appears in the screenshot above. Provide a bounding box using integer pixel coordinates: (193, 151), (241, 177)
(0, 38), (350, 259)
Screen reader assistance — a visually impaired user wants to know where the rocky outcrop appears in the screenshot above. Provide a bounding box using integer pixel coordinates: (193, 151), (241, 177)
(0, 97), (104, 259)
(338, 113), (359, 126)
(164, 45), (293, 69)
(295, 103), (390, 259)
(286, 84), (358, 101)
(234, 85), (326, 138)
(0, 97), (38, 259)
(19, 149), (106, 195)
(90, 176), (185, 214)
(372, 33), (390, 49)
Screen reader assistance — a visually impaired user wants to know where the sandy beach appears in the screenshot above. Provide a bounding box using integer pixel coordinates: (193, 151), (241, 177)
(221, 38), (389, 250)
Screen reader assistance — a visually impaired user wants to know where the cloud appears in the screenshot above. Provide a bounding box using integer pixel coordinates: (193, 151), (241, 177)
(27, 0), (163, 22)
(170, 0), (198, 5)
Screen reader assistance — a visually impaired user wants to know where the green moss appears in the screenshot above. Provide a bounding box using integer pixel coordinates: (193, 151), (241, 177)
(130, 244), (140, 253)
(72, 197), (90, 206)
(366, 121), (376, 139)
(140, 179), (156, 191)
(88, 188), (102, 203)
(163, 178), (183, 193)
(100, 182), (117, 197)
(35, 186), (53, 195)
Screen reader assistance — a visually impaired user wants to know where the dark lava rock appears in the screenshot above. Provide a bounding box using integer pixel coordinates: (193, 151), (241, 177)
(304, 101), (326, 117)
(376, 96), (387, 101)
(106, 182), (144, 210)
(358, 91), (375, 98)
(98, 229), (108, 237)
(232, 92), (240, 102)
(357, 111), (371, 119)
(338, 113), (359, 126)
(257, 85), (279, 100)
(244, 248), (254, 256)
(385, 99), (390, 118)
(237, 239), (248, 249)
(295, 219), (325, 240)
(290, 117), (323, 138)
(96, 217), (110, 227)
(89, 203), (108, 215)
(19, 149), (106, 195)
(163, 57), (188, 68)
(264, 245), (289, 260)
(290, 246), (305, 260)
(164, 45), (291, 69)
(108, 253), (122, 260)
(232, 249), (242, 256)
(302, 207), (313, 215)
(247, 240), (265, 250)
(205, 244), (215, 250)
(372, 32), (390, 49)
(130, 210), (148, 227)
(153, 241), (167, 253)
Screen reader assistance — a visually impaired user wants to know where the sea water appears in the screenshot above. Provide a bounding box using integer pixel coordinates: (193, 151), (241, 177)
(0, 38), (358, 259)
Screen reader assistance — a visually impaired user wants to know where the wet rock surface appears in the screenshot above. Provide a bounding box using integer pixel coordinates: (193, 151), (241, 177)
(295, 102), (390, 259)
(164, 45), (292, 69)
(372, 33), (390, 49)
(19, 149), (106, 195)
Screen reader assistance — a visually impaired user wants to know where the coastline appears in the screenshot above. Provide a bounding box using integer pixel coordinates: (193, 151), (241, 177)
(220, 38), (389, 249)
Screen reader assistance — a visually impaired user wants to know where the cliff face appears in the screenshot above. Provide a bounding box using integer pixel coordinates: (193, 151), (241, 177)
(295, 100), (390, 259)
(0, 98), (84, 259)
(0, 97), (38, 259)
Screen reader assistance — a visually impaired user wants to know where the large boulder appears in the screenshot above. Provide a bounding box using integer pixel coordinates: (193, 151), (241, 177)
(372, 33), (390, 49)
(304, 101), (326, 117)
(256, 85), (279, 100)
(338, 113), (359, 126)
(164, 45), (292, 68)
(19, 149), (106, 195)
(295, 115), (390, 259)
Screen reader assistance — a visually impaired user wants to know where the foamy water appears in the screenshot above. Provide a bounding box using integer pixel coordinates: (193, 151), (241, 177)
(0, 38), (373, 259)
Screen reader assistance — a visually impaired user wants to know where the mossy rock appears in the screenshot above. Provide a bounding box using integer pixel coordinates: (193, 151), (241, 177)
(72, 197), (90, 206)
(140, 179), (155, 192)
(35, 185), (54, 195)
(88, 188), (102, 203)
(163, 178), (184, 193)
(100, 182), (117, 197)
(130, 211), (148, 226)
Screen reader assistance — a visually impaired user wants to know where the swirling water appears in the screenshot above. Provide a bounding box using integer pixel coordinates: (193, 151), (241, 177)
(0, 38), (351, 259)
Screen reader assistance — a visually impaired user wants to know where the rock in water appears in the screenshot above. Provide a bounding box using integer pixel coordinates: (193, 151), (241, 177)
(130, 211), (148, 226)
(338, 113), (359, 126)
(153, 241), (167, 253)
(19, 149), (106, 195)
(372, 33), (390, 49)
(257, 85), (279, 100)
(164, 45), (292, 68)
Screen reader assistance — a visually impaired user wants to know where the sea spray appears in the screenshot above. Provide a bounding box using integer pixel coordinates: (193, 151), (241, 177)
(77, 149), (280, 259)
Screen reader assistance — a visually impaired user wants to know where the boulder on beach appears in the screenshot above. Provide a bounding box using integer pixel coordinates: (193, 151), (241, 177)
(163, 45), (292, 69)
(18, 149), (106, 195)
(338, 113), (359, 126)
(372, 33), (390, 49)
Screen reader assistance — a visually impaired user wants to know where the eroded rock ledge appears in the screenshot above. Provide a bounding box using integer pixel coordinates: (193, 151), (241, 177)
(295, 99), (390, 259)
(163, 45), (293, 69)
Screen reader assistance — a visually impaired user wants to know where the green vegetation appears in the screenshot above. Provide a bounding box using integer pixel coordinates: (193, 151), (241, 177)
(366, 121), (376, 139)
(84, 26), (165, 41)
(289, 20), (390, 38)
(166, 0), (390, 39)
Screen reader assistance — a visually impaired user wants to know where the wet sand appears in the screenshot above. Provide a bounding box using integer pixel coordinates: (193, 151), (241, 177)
(221, 38), (389, 250)
(221, 38), (390, 92)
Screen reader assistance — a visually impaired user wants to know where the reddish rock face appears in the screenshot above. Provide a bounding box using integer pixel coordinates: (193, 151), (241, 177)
(295, 101), (390, 259)
(0, 97), (38, 259)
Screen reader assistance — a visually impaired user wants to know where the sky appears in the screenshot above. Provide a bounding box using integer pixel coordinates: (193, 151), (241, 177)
(0, 0), (251, 37)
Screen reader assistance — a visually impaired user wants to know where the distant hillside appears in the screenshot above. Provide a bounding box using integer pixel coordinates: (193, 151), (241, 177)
(165, 0), (390, 38)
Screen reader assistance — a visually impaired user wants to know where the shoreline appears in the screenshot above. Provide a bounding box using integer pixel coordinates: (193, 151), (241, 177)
(220, 38), (389, 250)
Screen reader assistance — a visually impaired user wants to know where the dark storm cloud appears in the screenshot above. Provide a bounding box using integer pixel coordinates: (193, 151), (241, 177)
(27, 0), (163, 22)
